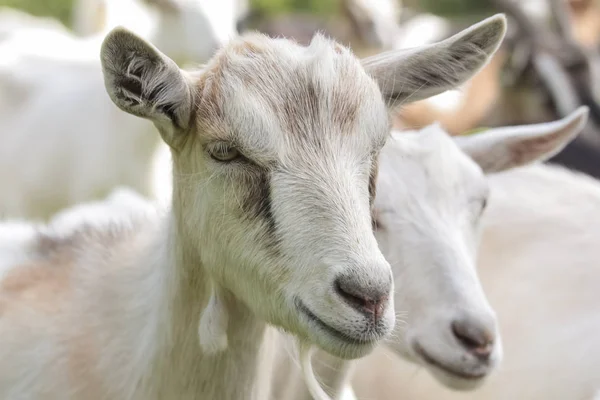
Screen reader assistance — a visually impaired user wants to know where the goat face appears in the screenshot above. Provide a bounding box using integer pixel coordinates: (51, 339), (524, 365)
(100, 15), (507, 359)
(374, 108), (588, 389)
(173, 34), (395, 360)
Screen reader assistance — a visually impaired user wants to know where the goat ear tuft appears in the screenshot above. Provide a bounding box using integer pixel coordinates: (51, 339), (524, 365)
(100, 27), (193, 143)
(455, 106), (589, 173)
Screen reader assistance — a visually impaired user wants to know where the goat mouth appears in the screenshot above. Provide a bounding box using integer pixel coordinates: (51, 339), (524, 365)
(295, 299), (375, 346)
(413, 342), (487, 381)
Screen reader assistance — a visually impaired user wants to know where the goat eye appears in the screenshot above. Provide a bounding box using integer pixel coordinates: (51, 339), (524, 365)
(208, 143), (241, 162)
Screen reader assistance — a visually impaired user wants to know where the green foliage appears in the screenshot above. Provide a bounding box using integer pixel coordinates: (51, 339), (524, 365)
(404, 0), (493, 16)
(0, 0), (74, 26)
(0, 0), (339, 27)
(251, 0), (337, 16)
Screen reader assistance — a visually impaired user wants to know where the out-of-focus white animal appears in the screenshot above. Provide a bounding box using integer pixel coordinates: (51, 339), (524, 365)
(0, 0), (238, 220)
(275, 107), (589, 400)
(72, 0), (248, 40)
(49, 186), (158, 230)
(350, 112), (600, 400)
(69, 0), (238, 62)
(341, 0), (402, 50)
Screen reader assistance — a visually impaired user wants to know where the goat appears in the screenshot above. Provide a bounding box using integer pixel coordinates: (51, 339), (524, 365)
(69, 0), (238, 61)
(352, 112), (600, 400)
(72, 0), (246, 44)
(275, 107), (589, 399)
(0, 14), (506, 399)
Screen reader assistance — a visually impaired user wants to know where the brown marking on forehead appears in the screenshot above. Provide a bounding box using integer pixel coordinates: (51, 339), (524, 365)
(274, 71), (366, 141)
(330, 76), (363, 134)
(192, 34), (373, 143)
(196, 61), (225, 116)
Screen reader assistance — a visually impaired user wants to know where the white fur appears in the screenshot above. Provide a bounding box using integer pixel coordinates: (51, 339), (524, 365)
(348, 109), (595, 400)
(48, 186), (159, 233)
(299, 344), (332, 400)
(0, 221), (39, 278)
(198, 281), (229, 353)
(275, 108), (589, 399)
(352, 161), (600, 400)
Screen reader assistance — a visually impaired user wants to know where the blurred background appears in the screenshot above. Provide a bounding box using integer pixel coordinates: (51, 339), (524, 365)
(1, 0), (600, 222)
(4, 0), (600, 176)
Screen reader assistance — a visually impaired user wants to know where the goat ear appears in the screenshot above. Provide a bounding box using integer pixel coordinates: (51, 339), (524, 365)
(100, 27), (193, 143)
(455, 107), (589, 174)
(362, 14), (507, 108)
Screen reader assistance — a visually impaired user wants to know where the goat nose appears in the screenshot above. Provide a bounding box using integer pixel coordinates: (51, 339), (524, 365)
(334, 275), (390, 322)
(451, 318), (495, 360)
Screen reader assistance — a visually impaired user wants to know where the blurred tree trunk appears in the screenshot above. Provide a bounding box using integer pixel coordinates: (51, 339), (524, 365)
(403, 0), (495, 16)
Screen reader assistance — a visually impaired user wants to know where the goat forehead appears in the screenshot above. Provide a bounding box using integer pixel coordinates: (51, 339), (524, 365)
(195, 34), (389, 152)
(380, 132), (485, 199)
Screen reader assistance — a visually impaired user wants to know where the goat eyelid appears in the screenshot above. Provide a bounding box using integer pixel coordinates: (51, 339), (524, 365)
(207, 142), (244, 163)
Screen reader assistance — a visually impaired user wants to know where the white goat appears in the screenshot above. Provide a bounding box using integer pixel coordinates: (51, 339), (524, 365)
(351, 126), (600, 400)
(275, 107), (590, 400)
(341, 0), (402, 51)
(72, 0), (246, 42)
(0, 13), (507, 399)
(0, 0), (238, 220)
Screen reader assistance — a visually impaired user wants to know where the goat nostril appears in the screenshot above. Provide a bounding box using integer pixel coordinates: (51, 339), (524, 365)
(451, 320), (495, 360)
(334, 277), (387, 322)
